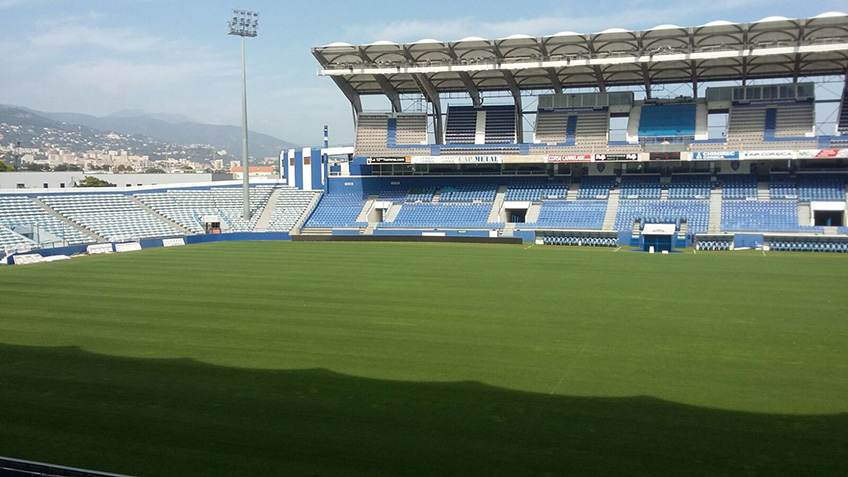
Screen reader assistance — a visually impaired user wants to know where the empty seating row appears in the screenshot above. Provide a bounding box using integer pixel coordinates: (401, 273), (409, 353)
(303, 194), (365, 228)
(619, 175), (662, 199)
(136, 186), (273, 233)
(638, 103), (696, 137)
(445, 106), (477, 144)
(40, 194), (182, 242)
(484, 105), (516, 144)
(440, 183), (497, 202)
(0, 195), (91, 245)
(721, 201), (802, 232)
(615, 200), (710, 233)
(534, 201), (607, 229)
(0, 225), (35, 253)
(668, 175), (711, 199)
(505, 180), (569, 201)
(266, 188), (318, 232)
(720, 175), (758, 200)
(385, 203), (493, 228)
(577, 176), (615, 200)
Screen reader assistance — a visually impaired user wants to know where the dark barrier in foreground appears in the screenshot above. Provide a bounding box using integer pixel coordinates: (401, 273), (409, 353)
(0, 455), (132, 477)
(293, 234), (522, 245)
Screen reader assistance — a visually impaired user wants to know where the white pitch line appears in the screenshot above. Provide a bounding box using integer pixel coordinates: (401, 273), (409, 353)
(548, 342), (588, 396)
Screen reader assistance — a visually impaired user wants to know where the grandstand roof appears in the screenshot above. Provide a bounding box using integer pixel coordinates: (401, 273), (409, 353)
(314, 12), (848, 100)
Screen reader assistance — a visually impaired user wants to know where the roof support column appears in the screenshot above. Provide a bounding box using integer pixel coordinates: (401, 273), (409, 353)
(330, 76), (362, 115)
(502, 70), (524, 143)
(413, 73), (443, 144)
(374, 74), (402, 112)
(459, 72), (482, 107)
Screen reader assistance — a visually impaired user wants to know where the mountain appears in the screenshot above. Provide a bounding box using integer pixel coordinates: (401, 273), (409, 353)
(0, 105), (103, 145)
(36, 109), (296, 159)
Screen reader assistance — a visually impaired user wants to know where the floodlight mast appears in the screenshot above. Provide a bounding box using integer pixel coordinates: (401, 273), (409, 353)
(228, 9), (259, 221)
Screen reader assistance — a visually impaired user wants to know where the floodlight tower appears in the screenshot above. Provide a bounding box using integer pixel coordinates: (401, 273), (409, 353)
(228, 9), (259, 221)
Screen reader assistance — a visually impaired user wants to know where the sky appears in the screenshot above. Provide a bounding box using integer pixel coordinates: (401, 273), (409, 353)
(1, 0), (846, 146)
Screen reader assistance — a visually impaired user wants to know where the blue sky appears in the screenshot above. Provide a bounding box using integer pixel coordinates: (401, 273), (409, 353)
(1, 0), (846, 145)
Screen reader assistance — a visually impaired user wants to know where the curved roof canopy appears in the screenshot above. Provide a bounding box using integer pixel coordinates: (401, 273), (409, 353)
(313, 13), (848, 97)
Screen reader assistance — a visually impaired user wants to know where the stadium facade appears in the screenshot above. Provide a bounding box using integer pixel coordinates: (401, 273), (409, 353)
(4, 12), (848, 260)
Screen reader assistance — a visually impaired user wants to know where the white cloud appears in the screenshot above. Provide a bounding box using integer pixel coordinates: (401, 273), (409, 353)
(347, 0), (774, 42)
(31, 24), (161, 52)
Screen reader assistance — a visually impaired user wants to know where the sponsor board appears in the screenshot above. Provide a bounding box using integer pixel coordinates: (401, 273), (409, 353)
(649, 151), (681, 160)
(115, 242), (142, 253)
(544, 154), (593, 163)
(593, 153), (639, 161)
(411, 155), (503, 164)
(692, 151), (740, 160)
(162, 238), (186, 247)
(366, 157), (410, 164)
(739, 150), (796, 160)
(796, 148), (848, 159)
(12, 254), (44, 265)
(87, 243), (113, 255)
(502, 155), (545, 164)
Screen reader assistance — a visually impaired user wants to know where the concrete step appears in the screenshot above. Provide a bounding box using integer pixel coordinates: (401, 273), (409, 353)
(525, 203), (542, 223)
(384, 203), (402, 223)
(130, 196), (192, 235)
(708, 188), (723, 233)
(252, 187), (283, 231)
(602, 189), (620, 230)
(356, 196), (379, 223)
(33, 197), (104, 242)
(566, 181), (579, 201)
(487, 186), (508, 223)
(757, 182), (770, 201)
(290, 192), (322, 235)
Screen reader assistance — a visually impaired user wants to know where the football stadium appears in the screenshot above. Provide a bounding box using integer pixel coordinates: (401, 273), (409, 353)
(2, 6), (848, 477)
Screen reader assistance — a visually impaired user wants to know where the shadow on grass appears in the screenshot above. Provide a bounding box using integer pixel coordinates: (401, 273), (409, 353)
(0, 343), (845, 476)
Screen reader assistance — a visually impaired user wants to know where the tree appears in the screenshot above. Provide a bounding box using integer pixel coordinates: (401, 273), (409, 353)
(0, 160), (12, 172)
(76, 176), (115, 188)
(144, 167), (166, 174)
(54, 163), (83, 172)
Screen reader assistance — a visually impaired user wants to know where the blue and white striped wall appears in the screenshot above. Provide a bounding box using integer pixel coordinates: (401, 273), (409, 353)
(280, 147), (328, 191)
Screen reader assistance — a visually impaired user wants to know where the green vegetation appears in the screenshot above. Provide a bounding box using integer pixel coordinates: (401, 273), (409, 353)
(75, 176), (115, 187)
(0, 159), (13, 172)
(0, 242), (846, 475)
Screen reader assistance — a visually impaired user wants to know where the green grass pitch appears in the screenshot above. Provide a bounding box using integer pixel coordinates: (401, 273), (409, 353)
(1, 241), (847, 476)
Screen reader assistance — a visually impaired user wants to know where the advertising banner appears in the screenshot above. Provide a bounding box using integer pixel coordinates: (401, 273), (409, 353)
(692, 151), (740, 160)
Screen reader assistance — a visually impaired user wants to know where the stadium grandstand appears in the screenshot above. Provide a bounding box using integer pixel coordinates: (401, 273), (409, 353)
(287, 11), (848, 252)
(1, 12), (848, 260)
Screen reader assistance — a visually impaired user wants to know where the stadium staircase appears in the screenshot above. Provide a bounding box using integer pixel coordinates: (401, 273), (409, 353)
(487, 186), (507, 223)
(33, 197), (104, 242)
(525, 203), (541, 223)
(431, 190), (442, 203)
(660, 188), (669, 201)
(602, 189), (620, 230)
(252, 188), (284, 231)
(290, 193), (323, 235)
(757, 182), (770, 201)
(566, 182), (579, 201)
(838, 80), (848, 135)
(129, 196), (193, 235)
(708, 188), (722, 233)
(355, 196), (379, 222)
(798, 203), (811, 228)
(502, 222), (516, 237)
(383, 203), (402, 222)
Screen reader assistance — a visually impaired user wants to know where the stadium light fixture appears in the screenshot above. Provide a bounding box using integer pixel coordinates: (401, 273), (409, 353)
(227, 9), (259, 221)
